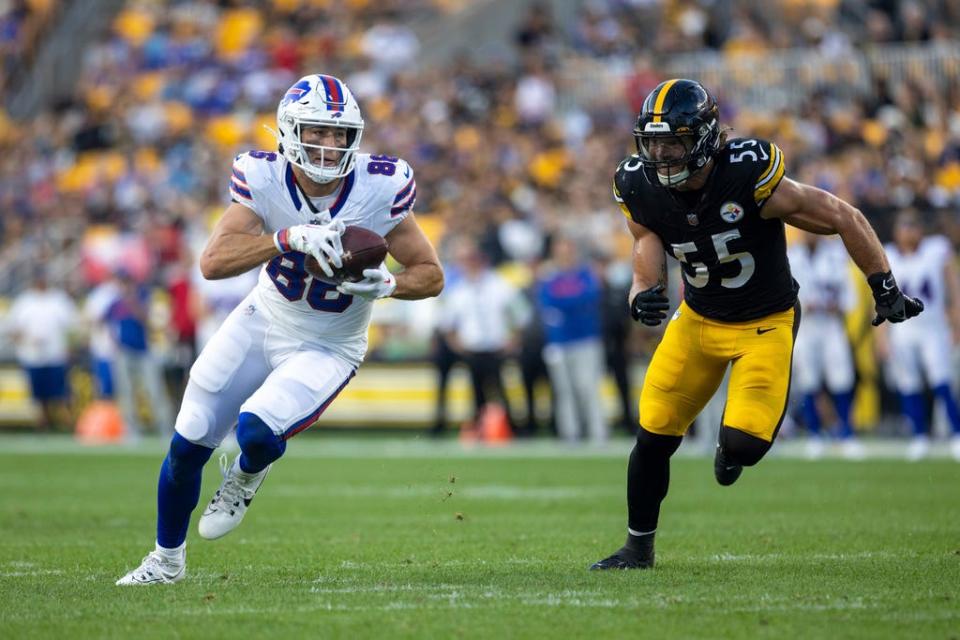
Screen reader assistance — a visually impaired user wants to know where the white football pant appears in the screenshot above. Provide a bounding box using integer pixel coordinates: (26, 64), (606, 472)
(174, 295), (356, 448)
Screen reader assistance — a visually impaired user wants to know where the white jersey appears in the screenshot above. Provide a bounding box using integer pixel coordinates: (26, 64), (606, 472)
(84, 281), (120, 359)
(788, 239), (856, 393)
(885, 235), (952, 331)
(884, 235), (955, 391)
(788, 238), (855, 316)
(5, 288), (78, 366)
(229, 151), (416, 364)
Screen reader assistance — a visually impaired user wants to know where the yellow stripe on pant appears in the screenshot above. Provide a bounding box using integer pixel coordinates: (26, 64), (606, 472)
(639, 301), (798, 441)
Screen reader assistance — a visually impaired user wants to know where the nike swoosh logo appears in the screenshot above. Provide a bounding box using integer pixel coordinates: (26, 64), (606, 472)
(403, 166), (411, 178)
(882, 279), (894, 290)
(756, 327), (776, 334)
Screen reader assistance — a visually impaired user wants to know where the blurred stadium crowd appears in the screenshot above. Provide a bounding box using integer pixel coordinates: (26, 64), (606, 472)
(1, 0), (959, 445)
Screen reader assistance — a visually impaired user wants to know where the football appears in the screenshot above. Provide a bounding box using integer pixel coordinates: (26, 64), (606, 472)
(305, 225), (388, 282)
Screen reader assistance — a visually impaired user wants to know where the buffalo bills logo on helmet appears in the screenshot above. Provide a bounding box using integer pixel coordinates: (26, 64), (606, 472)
(281, 80), (312, 107)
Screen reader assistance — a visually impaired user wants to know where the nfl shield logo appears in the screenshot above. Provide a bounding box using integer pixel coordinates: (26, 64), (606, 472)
(686, 212), (699, 226)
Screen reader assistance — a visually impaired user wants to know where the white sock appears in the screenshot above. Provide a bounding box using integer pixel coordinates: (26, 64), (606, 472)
(234, 455), (267, 480)
(155, 542), (185, 564)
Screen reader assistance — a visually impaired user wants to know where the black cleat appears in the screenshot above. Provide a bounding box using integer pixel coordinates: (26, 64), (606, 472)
(590, 546), (654, 570)
(714, 445), (743, 486)
(590, 532), (656, 570)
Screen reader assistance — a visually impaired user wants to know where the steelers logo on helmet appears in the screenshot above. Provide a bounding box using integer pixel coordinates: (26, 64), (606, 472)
(634, 79), (722, 188)
(269, 74), (365, 184)
(720, 201), (745, 223)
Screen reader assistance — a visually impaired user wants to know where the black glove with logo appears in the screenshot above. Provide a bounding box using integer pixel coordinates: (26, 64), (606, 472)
(630, 285), (670, 326)
(867, 271), (924, 326)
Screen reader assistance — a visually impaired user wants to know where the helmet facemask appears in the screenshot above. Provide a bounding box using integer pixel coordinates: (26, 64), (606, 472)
(273, 75), (364, 184)
(633, 79), (722, 189)
(634, 120), (719, 187)
(279, 116), (363, 184)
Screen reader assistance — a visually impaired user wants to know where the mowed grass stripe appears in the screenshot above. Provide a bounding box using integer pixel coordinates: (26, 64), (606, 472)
(1, 433), (957, 460)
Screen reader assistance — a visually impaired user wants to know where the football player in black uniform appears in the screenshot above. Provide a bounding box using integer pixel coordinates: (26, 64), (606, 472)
(591, 79), (923, 570)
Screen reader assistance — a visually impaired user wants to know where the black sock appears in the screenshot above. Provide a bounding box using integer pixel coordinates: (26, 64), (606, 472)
(627, 428), (683, 533)
(624, 530), (655, 555)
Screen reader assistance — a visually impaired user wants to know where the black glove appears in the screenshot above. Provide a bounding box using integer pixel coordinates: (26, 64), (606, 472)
(867, 271), (924, 326)
(630, 285), (670, 326)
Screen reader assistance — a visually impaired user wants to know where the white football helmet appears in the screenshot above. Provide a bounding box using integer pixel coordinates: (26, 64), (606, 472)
(274, 74), (364, 184)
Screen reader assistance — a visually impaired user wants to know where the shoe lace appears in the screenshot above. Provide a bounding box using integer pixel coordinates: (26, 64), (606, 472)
(135, 551), (175, 580)
(211, 454), (253, 511)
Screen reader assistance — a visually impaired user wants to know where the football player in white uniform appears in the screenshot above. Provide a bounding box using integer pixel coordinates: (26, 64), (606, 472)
(788, 231), (863, 459)
(881, 210), (960, 461)
(117, 74), (443, 585)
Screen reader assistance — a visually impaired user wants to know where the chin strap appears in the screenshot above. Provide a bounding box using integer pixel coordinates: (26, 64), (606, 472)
(657, 168), (691, 186)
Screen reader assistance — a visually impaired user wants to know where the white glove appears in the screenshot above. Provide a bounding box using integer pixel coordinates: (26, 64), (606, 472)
(275, 219), (345, 278)
(336, 266), (397, 300)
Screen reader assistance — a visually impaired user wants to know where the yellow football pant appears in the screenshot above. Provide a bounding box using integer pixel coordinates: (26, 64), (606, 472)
(639, 301), (799, 441)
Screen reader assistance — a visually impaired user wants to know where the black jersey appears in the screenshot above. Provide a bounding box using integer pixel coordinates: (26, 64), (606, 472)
(614, 137), (798, 322)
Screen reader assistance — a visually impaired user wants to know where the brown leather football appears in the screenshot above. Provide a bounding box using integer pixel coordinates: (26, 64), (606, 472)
(305, 225), (388, 282)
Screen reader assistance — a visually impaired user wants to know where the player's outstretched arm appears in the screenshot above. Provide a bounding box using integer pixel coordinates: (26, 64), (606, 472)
(199, 203), (280, 280)
(380, 212), (444, 300)
(761, 177), (890, 275)
(762, 177), (923, 324)
(626, 219), (670, 326)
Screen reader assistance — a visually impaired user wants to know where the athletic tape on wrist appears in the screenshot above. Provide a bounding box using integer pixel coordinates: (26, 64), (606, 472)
(274, 229), (291, 253)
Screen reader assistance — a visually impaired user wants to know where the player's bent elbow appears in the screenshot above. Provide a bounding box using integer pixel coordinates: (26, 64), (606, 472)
(199, 251), (227, 280)
(427, 267), (445, 297)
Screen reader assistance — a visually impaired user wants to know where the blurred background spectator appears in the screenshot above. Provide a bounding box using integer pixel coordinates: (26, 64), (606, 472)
(106, 268), (174, 439)
(82, 273), (119, 400)
(3, 270), (77, 431)
(537, 233), (606, 444)
(441, 236), (529, 434)
(0, 0), (958, 451)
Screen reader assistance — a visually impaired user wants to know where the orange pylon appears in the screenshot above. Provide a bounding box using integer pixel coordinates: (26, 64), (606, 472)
(478, 403), (512, 445)
(75, 401), (125, 444)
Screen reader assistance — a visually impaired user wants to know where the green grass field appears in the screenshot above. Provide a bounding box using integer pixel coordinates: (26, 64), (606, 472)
(0, 435), (958, 639)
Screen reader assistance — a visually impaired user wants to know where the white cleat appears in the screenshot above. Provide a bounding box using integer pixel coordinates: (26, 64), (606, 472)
(840, 438), (866, 461)
(805, 437), (826, 460)
(906, 436), (931, 462)
(198, 454), (271, 540)
(116, 550), (185, 586)
(950, 435), (960, 462)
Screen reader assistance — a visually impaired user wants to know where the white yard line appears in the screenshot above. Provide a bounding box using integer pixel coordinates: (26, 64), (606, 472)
(270, 484), (614, 499)
(0, 569), (64, 577)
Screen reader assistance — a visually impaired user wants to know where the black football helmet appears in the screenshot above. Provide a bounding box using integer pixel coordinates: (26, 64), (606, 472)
(634, 79), (721, 187)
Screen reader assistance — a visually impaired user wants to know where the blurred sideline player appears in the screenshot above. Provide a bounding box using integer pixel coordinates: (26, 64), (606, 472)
(592, 79), (923, 570)
(117, 74), (443, 585)
(83, 277), (120, 399)
(5, 272), (78, 431)
(788, 230), (863, 460)
(879, 209), (960, 461)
